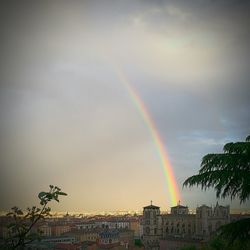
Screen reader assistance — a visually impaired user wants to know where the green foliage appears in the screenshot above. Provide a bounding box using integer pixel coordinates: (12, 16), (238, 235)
(208, 237), (226, 250)
(200, 235), (250, 250)
(180, 245), (197, 250)
(183, 135), (250, 248)
(134, 239), (143, 247)
(183, 135), (250, 203)
(3, 185), (67, 250)
(218, 218), (250, 249)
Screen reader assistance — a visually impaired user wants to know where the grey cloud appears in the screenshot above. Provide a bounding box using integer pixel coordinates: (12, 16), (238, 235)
(0, 0), (249, 211)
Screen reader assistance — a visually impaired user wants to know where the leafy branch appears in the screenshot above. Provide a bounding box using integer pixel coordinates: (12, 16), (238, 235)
(183, 135), (250, 247)
(4, 185), (67, 249)
(183, 136), (250, 203)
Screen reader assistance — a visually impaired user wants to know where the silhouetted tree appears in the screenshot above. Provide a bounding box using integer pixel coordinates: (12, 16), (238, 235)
(3, 185), (67, 250)
(183, 135), (250, 249)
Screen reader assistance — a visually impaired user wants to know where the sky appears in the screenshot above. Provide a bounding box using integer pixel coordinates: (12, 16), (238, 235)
(0, 0), (249, 213)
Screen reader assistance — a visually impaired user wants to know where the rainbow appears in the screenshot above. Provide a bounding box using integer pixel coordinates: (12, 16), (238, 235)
(115, 68), (180, 206)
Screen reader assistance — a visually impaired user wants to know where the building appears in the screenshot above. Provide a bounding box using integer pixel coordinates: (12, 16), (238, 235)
(38, 223), (52, 237)
(129, 219), (140, 238)
(142, 202), (230, 250)
(42, 236), (76, 244)
(51, 224), (71, 236)
(161, 210), (196, 239)
(171, 204), (189, 215)
(142, 202), (161, 250)
(119, 229), (134, 248)
(76, 223), (96, 230)
(95, 221), (130, 230)
(97, 229), (120, 248)
(64, 228), (101, 243)
(196, 202), (230, 239)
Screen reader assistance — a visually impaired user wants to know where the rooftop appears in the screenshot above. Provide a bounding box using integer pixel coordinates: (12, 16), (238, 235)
(143, 204), (160, 209)
(171, 205), (188, 209)
(143, 201), (160, 209)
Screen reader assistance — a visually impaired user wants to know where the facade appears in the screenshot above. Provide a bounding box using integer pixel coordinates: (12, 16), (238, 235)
(129, 219), (140, 238)
(98, 229), (120, 248)
(76, 221), (129, 230)
(171, 205), (189, 215)
(142, 203), (161, 250)
(38, 223), (52, 237)
(42, 236), (76, 244)
(142, 202), (230, 250)
(76, 223), (96, 230)
(119, 229), (134, 248)
(64, 228), (101, 243)
(51, 224), (71, 236)
(95, 221), (130, 230)
(161, 212), (196, 239)
(196, 202), (230, 239)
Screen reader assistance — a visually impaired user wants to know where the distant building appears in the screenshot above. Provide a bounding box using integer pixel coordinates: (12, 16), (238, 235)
(142, 202), (161, 250)
(97, 229), (120, 248)
(38, 223), (52, 237)
(76, 223), (96, 230)
(171, 203), (189, 215)
(119, 229), (134, 248)
(76, 220), (129, 230)
(142, 202), (230, 250)
(64, 228), (101, 243)
(95, 221), (129, 230)
(161, 209), (196, 239)
(196, 202), (230, 239)
(42, 235), (76, 244)
(51, 224), (71, 236)
(129, 219), (140, 238)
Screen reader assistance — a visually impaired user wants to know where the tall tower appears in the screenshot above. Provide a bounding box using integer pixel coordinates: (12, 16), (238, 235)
(142, 201), (160, 250)
(196, 205), (212, 238)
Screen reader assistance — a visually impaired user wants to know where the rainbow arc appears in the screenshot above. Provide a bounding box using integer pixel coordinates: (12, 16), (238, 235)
(115, 68), (180, 206)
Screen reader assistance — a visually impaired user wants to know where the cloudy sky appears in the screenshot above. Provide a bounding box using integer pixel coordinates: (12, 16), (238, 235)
(0, 0), (249, 213)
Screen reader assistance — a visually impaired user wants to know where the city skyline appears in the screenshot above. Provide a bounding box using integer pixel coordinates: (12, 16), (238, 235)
(0, 0), (250, 212)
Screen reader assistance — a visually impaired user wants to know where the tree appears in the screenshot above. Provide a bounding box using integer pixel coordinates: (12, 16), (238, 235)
(3, 185), (67, 250)
(180, 245), (197, 250)
(183, 135), (250, 249)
